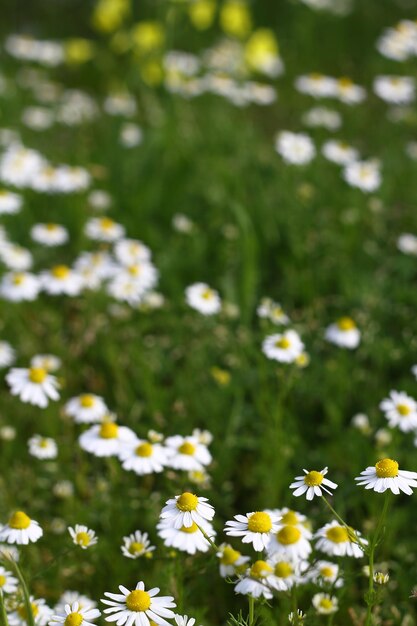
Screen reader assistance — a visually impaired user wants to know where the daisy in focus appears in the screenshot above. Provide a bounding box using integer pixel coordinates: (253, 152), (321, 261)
(121, 531), (155, 559)
(266, 524), (312, 561)
(101, 581), (175, 626)
(160, 492), (214, 529)
(314, 521), (365, 558)
(49, 602), (101, 626)
(185, 283), (221, 315)
(290, 467), (338, 500)
(6, 366), (60, 408)
(355, 458), (417, 495)
(325, 317), (361, 349)
(0, 511), (43, 544)
(224, 510), (280, 551)
(119, 438), (169, 474)
(68, 525), (98, 549)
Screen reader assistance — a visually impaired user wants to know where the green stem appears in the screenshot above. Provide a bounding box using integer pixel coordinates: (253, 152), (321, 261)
(291, 587), (298, 624)
(0, 590), (9, 626)
(6, 558), (34, 626)
(248, 595), (255, 626)
(196, 524), (219, 552)
(364, 493), (390, 626)
(321, 495), (367, 553)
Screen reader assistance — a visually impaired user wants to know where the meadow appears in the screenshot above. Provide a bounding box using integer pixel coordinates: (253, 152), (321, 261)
(0, 0), (417, 625)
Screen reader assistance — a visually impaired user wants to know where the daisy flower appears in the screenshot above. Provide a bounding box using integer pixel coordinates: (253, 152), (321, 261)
(40, 265), (83, 296)
(273, 508), (312, 538)
(315, 521), (365, 558)
(275, 131), (316, 165)
(114, 239), (151, 265)
(262, 330), (304, 363)
(322, 139), (359, 165)
(325, 318), (361, 349)
(121, 531), (155, 559)
(54, 593), (97, 615)
(266, 525), (312, 560)
(311, 561), (343, 588)
(174, 616), (197, 626)
(373, 76), (415, 104)
(160, 492), (214, 530)
(6, 366), (60, 408)
(343, 160), (381, 193)
(0, 511), (43, 544)
(312, 593), (338, 615)
(0, 340), (15, 368)
(157, 518), (215, 555)
(355, 458), (417, 495)
(68, 525), (98, 549)
(49, 602), (101, 626)
(79, 422), (136, 458)
(267, 559), (303, 591)
(290, 467), (337, 500)
(28, 435), (58, 459)
(164, 435), (212, 471)
(234, 561), (274, 599)
(224, 510), (280, 551)
(9, 596), (53, 626)
(85, 217), (125, 242)
(185, 283), (221, 315)
(31, 354), (61, 372)
(335, 77), (366, 104)
(64, 394), (108, 424)
(0, 271), (41, 301)
(0, 565), (18, 593)
(119, 439), (169, 475)
(101, 581), (176, 626)
(216, 543), (250, 578)
(31, 223), (69, 246)
(0, 189), (22, 214)
(379, 391), (417, 432)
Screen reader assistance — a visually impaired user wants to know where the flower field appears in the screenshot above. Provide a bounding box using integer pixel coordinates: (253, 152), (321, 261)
(1, 1), (417, 625)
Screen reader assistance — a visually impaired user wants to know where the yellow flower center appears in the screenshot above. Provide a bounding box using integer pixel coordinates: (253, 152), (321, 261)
(99, 422), (118, 439)
(9, 511), (31, 529)
(304, 470), (324, 486)
(396, 404), (411, 416)
(320, 598), (334, 610)
(281, 511), (299, 525)
(100, 218), (115, 230)
(326, 526), (349, 543)
(52, 265), (70, 279)
(135, 442), (153, 457)
(64, 613), (84, 626)
(76, 532), (91, 547)
(46, 223), (58, 231)
(178, 442), (196, 455)
(277, 526), (301, 545)
(0, 575), (6, 587)
(220, 546), (241, 565)
(338, 77), (353, 87)
(202, 289), (214, 300)
(320, 566), (334, 578)
(129, 542), (144, 555)
(247, 512), (272, 533)
(274, 562), (293, 578)
(39, 439), (49, 448)
(28, 367), (47, 383)
(80, 394), (95, 408)
(125, 590), (151, 612)
(180, 523), (199, 534)
(128, 265), (141, 276)
(250, 560), (273, 579)
(337, 317), (356, 331)
(18, 603), (39, 620)
(275, 337), (290, 349)
(375, 458), (399, 478)
(12, 273), (25, 285)
(176, 492), (198, 511)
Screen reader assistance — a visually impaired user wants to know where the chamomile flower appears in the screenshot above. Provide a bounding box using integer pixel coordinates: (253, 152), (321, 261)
(0, 341), (15, 368)
(0, 511), (43, 544)
(157, 518), (215, 554)
(121, 531), (155, 559)
(312, 593), (338, 615)
(295, 73), (336, 98)
(216, 543), (250, 577)
(31, 223), (69, 246)
(0, 565), (18, 593)
(267, 525), (312, 561)
(119, 439), (169, 475)
(49, 602), (101, 626)
(311, 561), (343, 587)
(336, 77), (366, 104)
(343, 160), (381, 192)
(68, 525), (98, 549)
(41, 265), (84, 296)
(31, 354), (61, 372)
(373, 76), (415, 104)
(268, 559), (305, 591)
(325, 317), (361, 348)
(160, 492), (215, 529)
(379, 391), (417, 432)
(262, 330), (304, 363)
(9, 596), (53, 626)
(28, 435), (58, 459)
(322, 139), (359, 165)
(224, 511), (280, 551)
(114, 239), (151, 265)
(6, 366), (60, 408)
(315, 521), (365, 558)
(355, 458), (417, 495)
(85, 217), (125, 242)
(185, 283), (221, 315)
(275, 131), (316, 165)
(54, 594), (97, 615)
(164, 435), (212, 471)
(290, 467), (338, 500)
(0, 271), (41, 301)
(234, 561), (274, 599)
(79, 422), (136, 458)
(0, 189), (22, 214)
(174, 616), (197, 626)
(272, 508), (312, 538)
(65, 394), (108, 424)
(101, 581), (176, 626)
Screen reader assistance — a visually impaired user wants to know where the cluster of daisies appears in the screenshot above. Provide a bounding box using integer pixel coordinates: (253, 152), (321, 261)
(1, 458), (416, 623)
